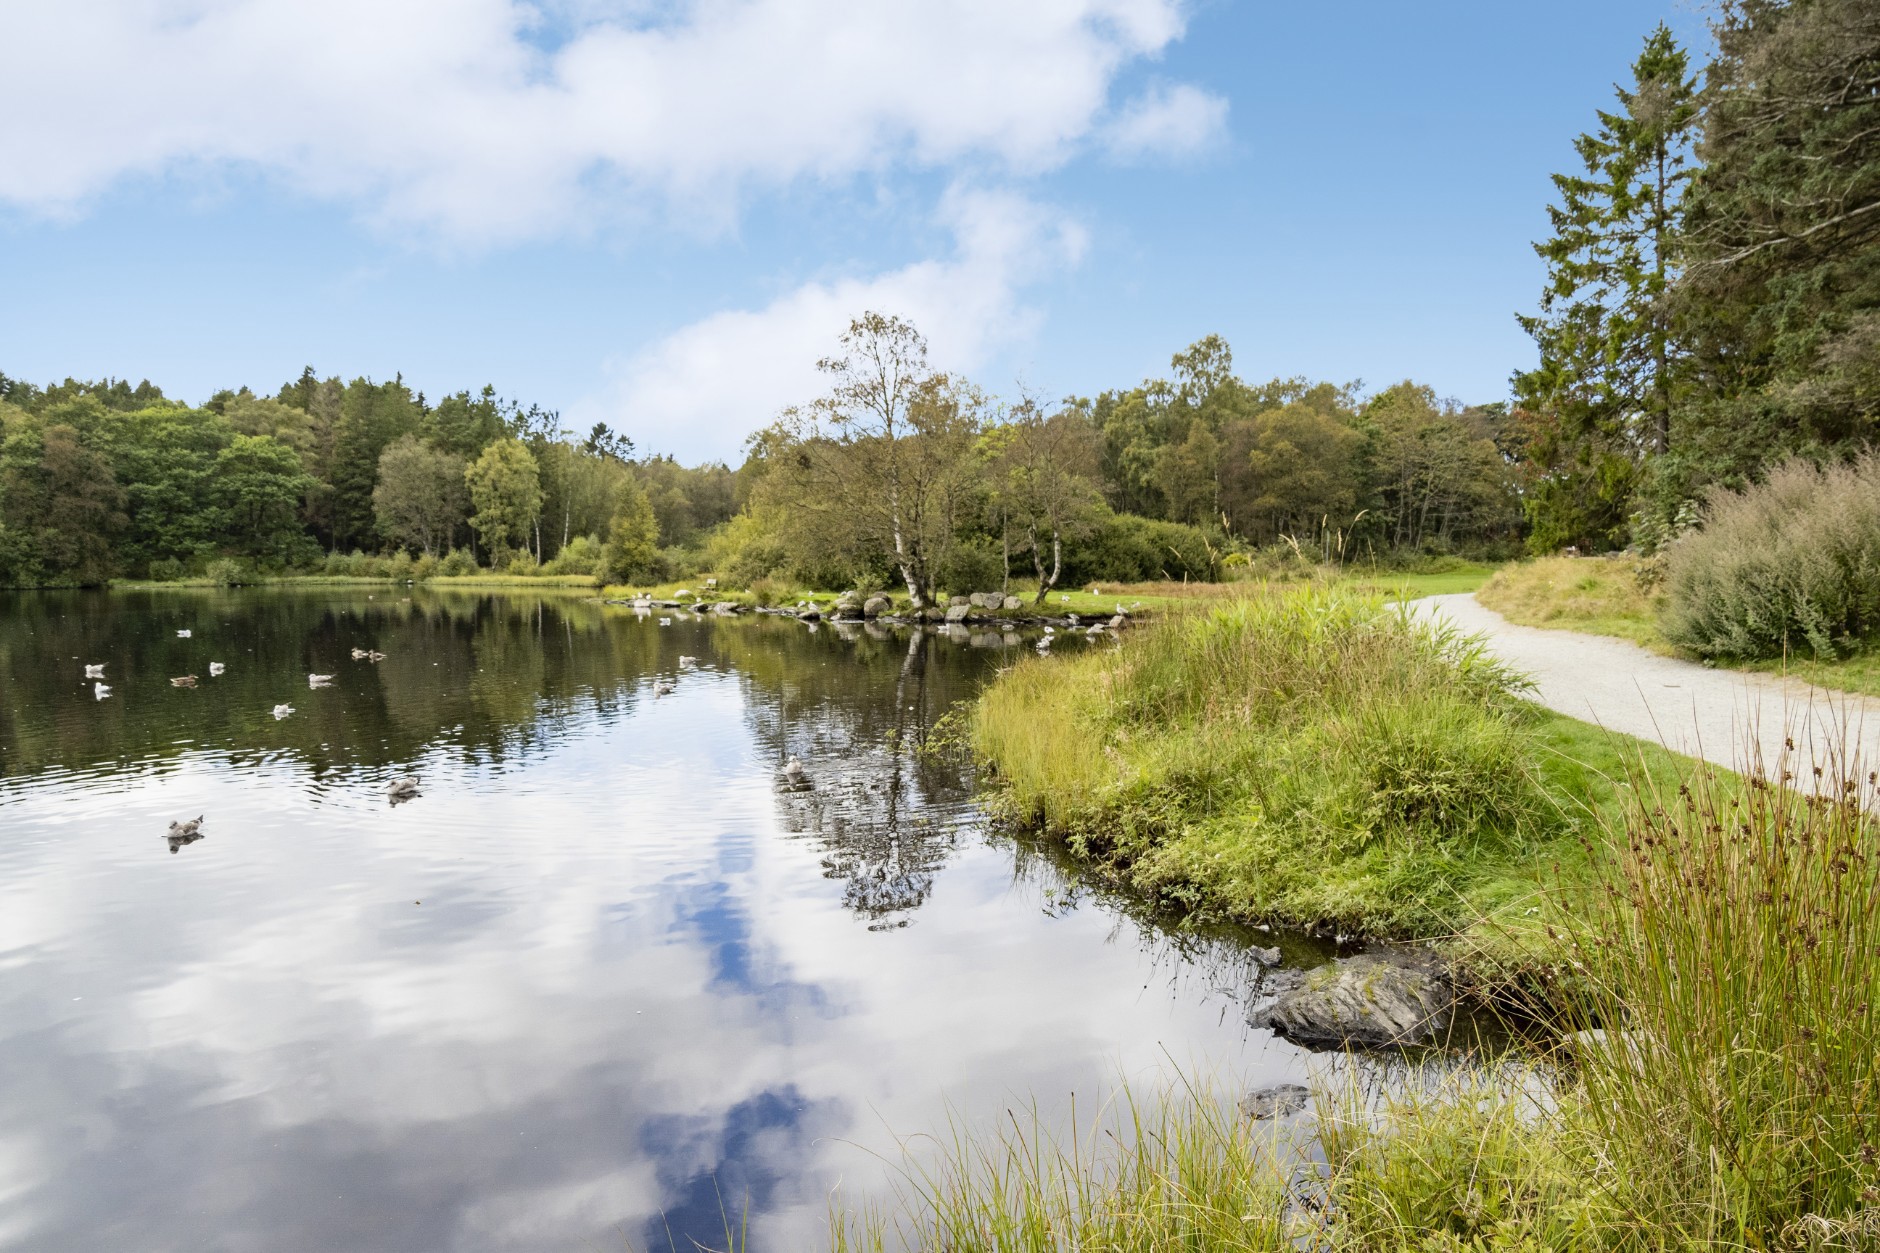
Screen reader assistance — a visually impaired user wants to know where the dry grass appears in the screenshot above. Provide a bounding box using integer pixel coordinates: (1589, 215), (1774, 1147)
(1476, 555), (1665, 647)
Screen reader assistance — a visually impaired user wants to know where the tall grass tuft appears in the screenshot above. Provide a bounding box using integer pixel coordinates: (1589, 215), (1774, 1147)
(1560, 736), (1880, 1246)
(1662, 455), (1880, 660)
(829, 1086), (1297, 1253)
(972, 586), (1555, 934)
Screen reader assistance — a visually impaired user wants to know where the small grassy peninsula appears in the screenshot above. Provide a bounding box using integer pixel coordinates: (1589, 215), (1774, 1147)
(974, 584), (1589, 940)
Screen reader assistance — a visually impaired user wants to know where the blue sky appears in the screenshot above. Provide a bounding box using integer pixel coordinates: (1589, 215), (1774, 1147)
(1, 0), (1711, 463)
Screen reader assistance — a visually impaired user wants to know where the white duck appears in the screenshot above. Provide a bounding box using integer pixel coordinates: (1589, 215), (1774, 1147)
(387, 776), (421, 804)
(678, 655), (698, 670)
(272, 703), (295, 719)
(308, 673), (335, 688)
(209, 662), (226, 676)
(84, 663), (105, 679)
(176, 629), (192, 638)
(654, 679), (677, 697)
(93, 682), (112, 700)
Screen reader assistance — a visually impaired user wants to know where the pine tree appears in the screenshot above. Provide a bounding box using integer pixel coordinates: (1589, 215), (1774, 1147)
(1516, 25), (1698, 547)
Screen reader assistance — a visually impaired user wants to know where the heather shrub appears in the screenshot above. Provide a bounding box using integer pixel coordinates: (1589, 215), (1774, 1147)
(1662, 455), (1880, 659)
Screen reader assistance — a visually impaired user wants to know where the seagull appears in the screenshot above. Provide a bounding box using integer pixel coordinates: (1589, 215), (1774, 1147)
(272, 703), (295, 719)
(387, 776), (421, 804)
(176, 629), (192, 638)
(308, 673), (334, 688)
(654, 679), (676, 697)
(678, 655), (698, 670)
(93, 682), (112, 700)
(170, 675), (198, 688)
(168, 816), (203, 840)
(84, 663), (105, 678)
(209, 662), (225, 676)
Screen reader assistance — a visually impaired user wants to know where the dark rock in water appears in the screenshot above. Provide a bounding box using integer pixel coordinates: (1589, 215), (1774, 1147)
(1238, 1084), (1312, 1120)
(1252, 945), (1282, 967)
(1250, 950), (1452, 1048)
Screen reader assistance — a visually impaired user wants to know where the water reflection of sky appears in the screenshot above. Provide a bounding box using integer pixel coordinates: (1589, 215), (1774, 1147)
(0, 594), (1318, 1251)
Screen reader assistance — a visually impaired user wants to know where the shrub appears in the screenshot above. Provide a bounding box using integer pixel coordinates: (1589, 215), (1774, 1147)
(436, 547), (477, 577)
(1662, 455), (1880, 659)
(541, 534), (603, 577)
(1059, 511), (1220, 585)
(146, 558), (185, 582)
(203, 557), (252, 586)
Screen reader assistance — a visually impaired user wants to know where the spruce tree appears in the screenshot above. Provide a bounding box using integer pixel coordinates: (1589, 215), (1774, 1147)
(1516, 25), (1697, 548)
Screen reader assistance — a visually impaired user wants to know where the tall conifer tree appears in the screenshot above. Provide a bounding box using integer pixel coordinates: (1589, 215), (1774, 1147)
(1516, 25), (1697, 547)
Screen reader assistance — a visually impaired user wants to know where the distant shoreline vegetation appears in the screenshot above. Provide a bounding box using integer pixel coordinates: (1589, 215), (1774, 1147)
(0, 316), (1535, 599)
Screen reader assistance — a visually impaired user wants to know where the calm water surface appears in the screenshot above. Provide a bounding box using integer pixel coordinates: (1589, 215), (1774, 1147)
(1, 589), (1342, 1251)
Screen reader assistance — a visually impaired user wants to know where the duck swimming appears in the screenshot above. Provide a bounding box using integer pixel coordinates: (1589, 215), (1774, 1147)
(653, 679), (677, 697)
(308, 673), (334, 688)
(93, 682), (111, 700)
(271, 703), (295, 719)
(170, 675), (198, 688)
(209, 662), (226, 676)
(168, 816), (203, 840)
(350, 648), (369, 660)
(387, 776), (421, 804)
(84, 663), (105, 679)
(176, 629), (192, 638)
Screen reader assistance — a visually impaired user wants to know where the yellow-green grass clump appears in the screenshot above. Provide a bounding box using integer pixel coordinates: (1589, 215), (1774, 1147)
(972, 586), (1563, 936)
(1476, 554), (1664, 646)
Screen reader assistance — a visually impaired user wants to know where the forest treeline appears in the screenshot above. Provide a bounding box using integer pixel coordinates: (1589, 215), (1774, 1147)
(2, 0), (1872, 592)
(0, 338), (1524, 597)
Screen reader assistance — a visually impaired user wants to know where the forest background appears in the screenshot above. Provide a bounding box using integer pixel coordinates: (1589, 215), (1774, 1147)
(2, 0), (1873, 603)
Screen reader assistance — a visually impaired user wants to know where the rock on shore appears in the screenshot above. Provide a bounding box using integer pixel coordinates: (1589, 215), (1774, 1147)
(1250, 950), (1453, 1048)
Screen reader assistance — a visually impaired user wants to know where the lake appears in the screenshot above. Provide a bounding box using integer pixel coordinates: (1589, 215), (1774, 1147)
(0, 588), (1362, 1251)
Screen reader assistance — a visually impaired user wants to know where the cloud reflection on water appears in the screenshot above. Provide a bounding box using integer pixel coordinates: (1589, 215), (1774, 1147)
(0, 589), (1317, 1251)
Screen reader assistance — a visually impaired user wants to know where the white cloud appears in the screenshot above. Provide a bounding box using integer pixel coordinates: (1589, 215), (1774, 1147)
(0, 0), (1207, 244)
(579, 186), (1086, 461)
(1106, 82), (1229, 159)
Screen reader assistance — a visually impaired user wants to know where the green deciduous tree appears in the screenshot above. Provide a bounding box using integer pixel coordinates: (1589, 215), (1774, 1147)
(214, 434), (316, 564)
(984, 401), (1104, 602)
(464, 438), (542, 561)
(601, 477), (661, 584)
(372, 435), (469, 556)
(0, 417), (126, 586)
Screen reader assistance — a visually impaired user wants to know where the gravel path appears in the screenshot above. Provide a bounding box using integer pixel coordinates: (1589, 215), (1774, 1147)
(1415, 593), (1880, 782)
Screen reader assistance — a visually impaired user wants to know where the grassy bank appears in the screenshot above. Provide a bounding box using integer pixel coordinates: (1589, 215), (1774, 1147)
(850, 708), (1880, 1251)
(971, 585), (1683, 951)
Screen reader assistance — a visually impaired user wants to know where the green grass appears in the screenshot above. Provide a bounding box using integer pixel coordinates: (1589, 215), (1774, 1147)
(970, 584), (1692, 956)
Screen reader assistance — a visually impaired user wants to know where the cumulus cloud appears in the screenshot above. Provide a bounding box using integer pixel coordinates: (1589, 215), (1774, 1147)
(1106, 82), (1230, 159)
(579, 187), (1086, 461)
(0, 0), (1205, 243)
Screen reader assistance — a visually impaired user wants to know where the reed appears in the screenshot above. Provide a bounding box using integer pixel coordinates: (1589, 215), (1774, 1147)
(1555, 734), (1880, 1246)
